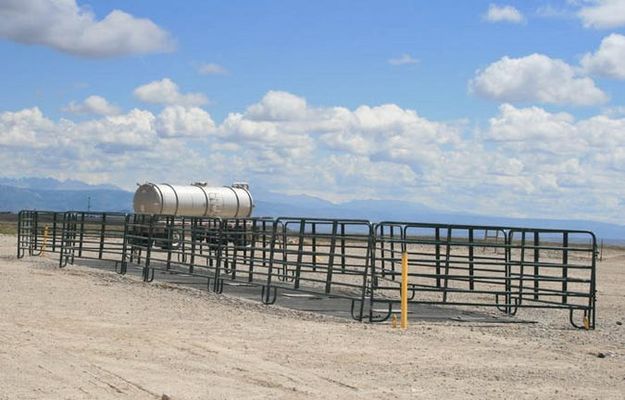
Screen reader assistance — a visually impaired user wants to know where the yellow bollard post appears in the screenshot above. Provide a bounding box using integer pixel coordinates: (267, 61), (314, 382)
(401, 251), (409, 329)
(33, 225), (48, 257)
(40, 225), (49, 256)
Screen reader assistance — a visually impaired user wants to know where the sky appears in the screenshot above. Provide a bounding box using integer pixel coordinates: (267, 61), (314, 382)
(1, 0), (625, 223)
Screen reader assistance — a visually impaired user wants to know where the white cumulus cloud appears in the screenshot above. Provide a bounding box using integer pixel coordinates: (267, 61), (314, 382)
(63, 95), (121, 116)
(134, 78), (208, 107)
(469, 53), (608, 105)
(486, 103), (625, 155)
(78, 109), (158, 150)
(0, 0), (174, 57)
(487, 104), (577, 142)
(485, 104), (587, 155)
(156, 106), (215, 138)
(578, 0), (625, 29)
(220, 91), (462, 168)
(0, 107), (57, 148)
(484, 4), (525, 23)
(581, 33), (625, 79)
(245, 91), (309, 121)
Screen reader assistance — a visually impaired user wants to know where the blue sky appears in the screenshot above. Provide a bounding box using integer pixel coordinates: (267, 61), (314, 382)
(1, 0), (625, 222)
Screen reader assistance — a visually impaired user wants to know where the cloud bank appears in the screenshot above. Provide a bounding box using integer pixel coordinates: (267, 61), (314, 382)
(2, 89), (625, 222)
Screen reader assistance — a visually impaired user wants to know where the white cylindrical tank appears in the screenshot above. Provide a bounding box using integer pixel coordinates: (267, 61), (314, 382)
(133, 182), (254, 218)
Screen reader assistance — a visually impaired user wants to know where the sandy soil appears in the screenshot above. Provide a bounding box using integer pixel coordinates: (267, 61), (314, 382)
(1, 234), (624, 399)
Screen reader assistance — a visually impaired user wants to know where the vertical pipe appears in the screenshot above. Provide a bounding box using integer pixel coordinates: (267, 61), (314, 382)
(33, 212), (38, 253)
(504, 231), (511, 314)
(390, 226), (396, 281)
(281, 225), (288, 279)
(468, 228), (474, 290)
(58, 212), (65, 267)
(248, 219), (256, 282)
(129, 215), (137, 264)
(356, 223), (373, 322)
(16, 211), (22, 258)
(27, 211), (32, 253)
(52, 213), (57, 252)
(562, 232), (569, 304)
(231, 219), (239, 279)
(435, 227), (441, 288)
(264, 220), (278, 301)
(120, 214), (129, 274)
(197, 219), (203, 257)
(78, 213), (85, 258)
(591, 235), (597, 329)
(401, 252), (408, 330)
(518, 231), (526, 305)
(99, 213), (106, 259)
(70, 213), (76, 265)
(144, 216), (154, 281)
(166, 216), (173, 271)
(242, 219), (249, 277)
(311, 223), (317, 271)
(379, 225), (386, 278)
(190, 218), (197, 274)
(442, 228), (452, 303)
(231, 220), (239, 279)
(178, 217), (185, 264)
(212, 219), (225, 292)
(294, 220), (306, 289)
(262, 220), (267, 275)
(533, 232), (540, 300)
(340, 223), (346, 273)
(324, 221), (338, 294)
(209, 221), (216, 259)
(223, 223), (230, 277)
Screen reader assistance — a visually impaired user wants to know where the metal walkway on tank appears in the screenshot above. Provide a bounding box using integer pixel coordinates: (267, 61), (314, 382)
(16, 210), (597, 329)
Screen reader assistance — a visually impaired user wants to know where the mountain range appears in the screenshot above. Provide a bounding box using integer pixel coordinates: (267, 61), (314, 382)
(0, 177), (121, 191)
(1, 177), (624, 241)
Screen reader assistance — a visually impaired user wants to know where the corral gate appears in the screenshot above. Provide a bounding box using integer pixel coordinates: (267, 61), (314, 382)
(369, 222), (595, 329)
(16, 210), (597, 329)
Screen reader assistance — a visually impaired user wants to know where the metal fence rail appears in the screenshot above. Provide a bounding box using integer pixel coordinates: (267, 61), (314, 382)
(368, 222), (596, 328)
(215, 217), (280, 299)
(368, 222), (512, 322)
(15, 210), (598, 329)
(125, 214), (225, 285)
(508, 229), (596, 329)
(59, 211), (129, 270)
(122, 216), (374, 309)
(265, 218), (373, 314)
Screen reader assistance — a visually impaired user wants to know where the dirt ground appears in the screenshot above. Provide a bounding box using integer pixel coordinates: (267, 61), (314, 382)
(1, 234), (624, 399)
